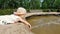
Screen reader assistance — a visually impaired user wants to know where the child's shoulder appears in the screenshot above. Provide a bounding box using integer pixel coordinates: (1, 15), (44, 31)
(10, 14), (21, 19)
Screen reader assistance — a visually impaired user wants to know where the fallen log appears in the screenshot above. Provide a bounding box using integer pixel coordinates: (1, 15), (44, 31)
(25, 12), (60, 17)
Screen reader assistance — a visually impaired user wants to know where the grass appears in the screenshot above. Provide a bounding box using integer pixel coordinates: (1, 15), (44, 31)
(0, 9), (15, 15)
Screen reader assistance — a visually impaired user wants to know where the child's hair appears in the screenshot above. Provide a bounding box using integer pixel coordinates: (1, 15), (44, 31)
(16, 7), (27, 14)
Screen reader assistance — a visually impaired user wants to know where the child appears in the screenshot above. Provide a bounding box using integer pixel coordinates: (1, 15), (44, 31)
(0, 7), (31, 28)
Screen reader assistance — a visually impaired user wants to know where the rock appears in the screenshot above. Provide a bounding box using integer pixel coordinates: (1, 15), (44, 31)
(0, 23), (33, 34)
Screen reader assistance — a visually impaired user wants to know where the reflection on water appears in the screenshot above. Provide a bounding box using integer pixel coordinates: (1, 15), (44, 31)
(26, 15), (60, 34)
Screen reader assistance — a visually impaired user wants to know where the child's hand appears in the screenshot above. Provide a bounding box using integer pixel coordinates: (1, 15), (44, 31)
(26, 23), (31, 29)
(28, 23), (31, 29)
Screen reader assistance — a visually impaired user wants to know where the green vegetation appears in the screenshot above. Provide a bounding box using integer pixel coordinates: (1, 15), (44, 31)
(0, 0), (60, 9)
(0, 9), (15, 15)
(0, 0), (60, 14)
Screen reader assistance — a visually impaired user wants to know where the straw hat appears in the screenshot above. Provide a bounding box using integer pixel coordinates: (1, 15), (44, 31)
(14, 7), (27, 15)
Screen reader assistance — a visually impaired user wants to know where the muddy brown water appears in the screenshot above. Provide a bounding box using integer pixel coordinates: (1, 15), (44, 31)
(26, 15), (60, 34)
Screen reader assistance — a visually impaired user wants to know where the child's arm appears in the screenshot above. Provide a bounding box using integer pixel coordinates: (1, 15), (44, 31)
(18, 17), (31, 29)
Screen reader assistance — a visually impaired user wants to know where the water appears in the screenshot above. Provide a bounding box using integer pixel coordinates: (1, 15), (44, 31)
(26, 15), (60, 34)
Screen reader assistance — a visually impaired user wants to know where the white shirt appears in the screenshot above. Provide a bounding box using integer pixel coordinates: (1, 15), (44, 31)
(0, 14), (20, 25)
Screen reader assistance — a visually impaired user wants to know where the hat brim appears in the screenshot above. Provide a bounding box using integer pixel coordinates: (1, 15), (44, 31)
(14, 12), (26, 15)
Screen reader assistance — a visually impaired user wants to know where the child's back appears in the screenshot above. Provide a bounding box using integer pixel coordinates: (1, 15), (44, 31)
(0, 14), (20, 25)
